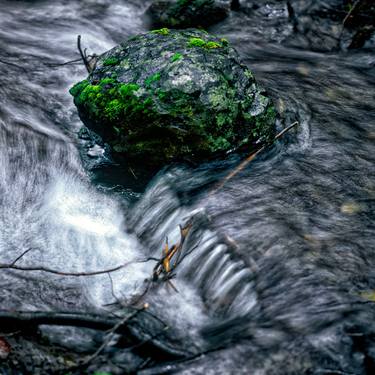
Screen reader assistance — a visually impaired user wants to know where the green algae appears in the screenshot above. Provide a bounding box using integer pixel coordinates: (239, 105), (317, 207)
(70, 79), (153, 128)
(102, 57), (120, 66)
(151, 27), (170, 35)
(171, 52), (183, 62)
(220, 38), (229, 46)
(187, 37), (222, 49)
(145, 72), (161, 86)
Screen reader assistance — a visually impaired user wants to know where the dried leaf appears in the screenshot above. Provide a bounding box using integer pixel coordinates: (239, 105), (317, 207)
(0, 337), (11, 359)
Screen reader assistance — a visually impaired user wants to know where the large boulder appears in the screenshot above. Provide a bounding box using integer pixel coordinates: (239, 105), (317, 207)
(70, 28), (276, 167)
(145, 0), (231, 29)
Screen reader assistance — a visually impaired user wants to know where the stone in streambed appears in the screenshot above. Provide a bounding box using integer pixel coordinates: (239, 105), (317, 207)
(70, 28), (276, 168)
(145, 0), (231, 29)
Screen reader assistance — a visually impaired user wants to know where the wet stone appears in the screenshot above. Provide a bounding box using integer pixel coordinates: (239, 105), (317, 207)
(145, 0), (231, 29)
(70, 28), (276, 168)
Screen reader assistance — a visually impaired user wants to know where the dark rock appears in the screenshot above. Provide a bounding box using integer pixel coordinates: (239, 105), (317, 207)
(145, 0), (231, 29)
(286, 0), (375, 50)
(70, 28), (276, 168)
(344, 0), (375, 49)
(77, 126), (91, 140)
(231, 0), (240, 11)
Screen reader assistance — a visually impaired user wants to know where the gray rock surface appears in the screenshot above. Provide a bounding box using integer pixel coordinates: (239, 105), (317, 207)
(70, 28), (275, 167)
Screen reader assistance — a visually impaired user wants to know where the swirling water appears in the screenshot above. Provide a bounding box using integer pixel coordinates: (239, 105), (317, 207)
(0, 0), (374, 373)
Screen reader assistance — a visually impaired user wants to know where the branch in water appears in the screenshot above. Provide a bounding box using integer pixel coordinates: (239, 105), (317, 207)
(0, 250), (157, 277)
(210, 121), (299, 195)
(0, 311), (121, 332)
(74, 304), (148, 369)
(77, 35), (92, 74)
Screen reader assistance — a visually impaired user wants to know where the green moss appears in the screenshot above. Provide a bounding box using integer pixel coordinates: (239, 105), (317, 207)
(187, 37), (222, 49)
(254, 106), (276, 140)
(102, 57), (120, 66)
(100, 77), (117, 86)
(151, 28), (170, 35)
(187, 37), (207, 48)
(205, 41), (221, 49)
(144, 72), (161, 86)
(171, 53), (183, 62)
(220, 38), (229, 46)
(69, 80), (89, 97)
(207, 135), (231, 152)
(215, 113), (229, 128)
(70, 79), (152, 130)
(118, 83), (139, 96)
(244, 69), (254, 79)
(157, 89), (168, 100)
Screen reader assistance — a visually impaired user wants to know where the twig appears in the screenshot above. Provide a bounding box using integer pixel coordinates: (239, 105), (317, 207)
(77, 35), (92, 74)
(338, 0), (361, 44)
(152, 222), (192, 282)
(45, 57), (82, 67)
(0, 58), (27, 71)
(0, 256), (156, 277)
(78, 304), (149, 368)
(135, 358), (152, 371)
(10, 248), (34, 266)
(128, 279), (154, 306)
(0, 311), (120, 332)
(210, 121), (298, 195)
(124, 325), (169, 352)
(342, 0), (361, 27)
(129, 167), (138, 180)
(99, 274), (169, 332)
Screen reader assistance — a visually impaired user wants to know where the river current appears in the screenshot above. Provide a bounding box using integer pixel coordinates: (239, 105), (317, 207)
(0, 0), (374, 374)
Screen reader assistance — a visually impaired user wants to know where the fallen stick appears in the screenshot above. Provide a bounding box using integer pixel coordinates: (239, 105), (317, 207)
(0, 255), (157, 277)
(77, 35), (92, 74)
(77, 304), (148, 368)
(0, 311), (120, 332)
(342, 0), (361, 27)
(210, 121), (298, 195)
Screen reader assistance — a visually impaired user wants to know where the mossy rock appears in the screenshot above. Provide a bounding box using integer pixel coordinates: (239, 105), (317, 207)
(145, 0), (231, 29)
(70, 29), (276, 168)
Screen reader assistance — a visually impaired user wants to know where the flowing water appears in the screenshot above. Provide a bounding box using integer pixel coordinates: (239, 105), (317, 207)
(0, 0), (375, 373)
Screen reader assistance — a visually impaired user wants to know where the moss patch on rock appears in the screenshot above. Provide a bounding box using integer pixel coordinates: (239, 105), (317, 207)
(70, 29), (276, 167)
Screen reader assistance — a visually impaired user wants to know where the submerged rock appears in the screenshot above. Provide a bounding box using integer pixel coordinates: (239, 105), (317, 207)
(70, 28), (275, 167)
(146, 0), (231, 29)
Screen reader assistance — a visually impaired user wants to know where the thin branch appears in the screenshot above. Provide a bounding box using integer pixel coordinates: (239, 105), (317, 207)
(124, 325), (169, 352)
(10, 248), (34, 266)
(342, 0), (361, 27)
(0, 58), (28, 71)
(0, 311), (120, 332)
(129, 167), (138, 180)
(45, 57), (83, 67)
(105, 274), (169, 330)
(77, 305), (148, 368)
(77, 35), (91, 74)
(210, 121), (298, 195)
(0, 256), (156, 277)
(338, 0), (361, 44)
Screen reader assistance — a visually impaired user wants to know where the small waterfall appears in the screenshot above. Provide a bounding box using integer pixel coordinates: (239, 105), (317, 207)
(128, 169), (258, 322)
(0, 119), (151, 310)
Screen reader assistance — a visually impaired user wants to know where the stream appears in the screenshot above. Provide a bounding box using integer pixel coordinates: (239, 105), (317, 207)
(0, 0), (374, 374)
